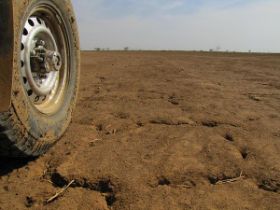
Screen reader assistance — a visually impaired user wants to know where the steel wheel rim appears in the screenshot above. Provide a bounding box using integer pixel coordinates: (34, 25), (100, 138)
(20, 4), (69, 115)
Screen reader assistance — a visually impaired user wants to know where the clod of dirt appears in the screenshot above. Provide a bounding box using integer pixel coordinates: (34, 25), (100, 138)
(65, 152), (71, 156)
(169, 100), (179, 105)
(98, 76), (106, 82)
(168, 98), (179, 105)
(150, 117), (190, 126)
(259, 179), (280, 193)
(208, 175), (219, 185)
(248, 116), (260, 122)
(168, 95), (180, 105)
(25, 196), (35, 208)
(201, 120), (218, 127)
(95, 123), (119, 135)
(240, 148), (249, 159)
(150, 118), (173, 125)
(224, 132), (234, 142)
(136, 121), (144, 127)
(158, 177), (171, 186)
(248, 94), (261, 102)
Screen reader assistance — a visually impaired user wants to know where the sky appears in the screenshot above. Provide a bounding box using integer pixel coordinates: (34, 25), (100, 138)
(72, 0), (280, 52)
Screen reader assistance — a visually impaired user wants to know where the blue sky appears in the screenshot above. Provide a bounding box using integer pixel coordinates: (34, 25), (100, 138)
(72, 0), (280, 52)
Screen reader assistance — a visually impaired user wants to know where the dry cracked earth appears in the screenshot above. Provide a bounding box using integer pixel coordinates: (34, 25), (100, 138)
(0, 51), (280, 210)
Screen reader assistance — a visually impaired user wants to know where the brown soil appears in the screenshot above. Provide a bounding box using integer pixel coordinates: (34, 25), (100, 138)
(0, 51), (280, 210)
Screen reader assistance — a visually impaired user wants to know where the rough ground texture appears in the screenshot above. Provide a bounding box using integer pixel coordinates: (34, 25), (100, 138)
(0, 51), (280, 210)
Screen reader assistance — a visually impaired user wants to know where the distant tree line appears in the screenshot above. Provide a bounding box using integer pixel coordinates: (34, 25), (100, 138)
(92, 47), (255, 53)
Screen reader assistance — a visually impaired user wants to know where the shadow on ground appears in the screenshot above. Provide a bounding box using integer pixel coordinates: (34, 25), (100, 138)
(0, 157), (36, 176)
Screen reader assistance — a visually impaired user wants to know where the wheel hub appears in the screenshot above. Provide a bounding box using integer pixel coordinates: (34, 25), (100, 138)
(31, 40), (62, 74)
(21, 17), (61, 100)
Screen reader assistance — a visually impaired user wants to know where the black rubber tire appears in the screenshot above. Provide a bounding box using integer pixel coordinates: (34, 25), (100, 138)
(0, 0), (80, 157)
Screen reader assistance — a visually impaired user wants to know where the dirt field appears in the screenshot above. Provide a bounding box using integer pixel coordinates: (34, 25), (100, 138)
(0, 51), (280, 210)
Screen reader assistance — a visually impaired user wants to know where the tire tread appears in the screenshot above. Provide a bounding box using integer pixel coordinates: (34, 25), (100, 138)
(0, 105), (50, 157)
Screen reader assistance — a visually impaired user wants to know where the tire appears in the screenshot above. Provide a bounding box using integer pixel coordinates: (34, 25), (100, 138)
(0, 0), (80, 157)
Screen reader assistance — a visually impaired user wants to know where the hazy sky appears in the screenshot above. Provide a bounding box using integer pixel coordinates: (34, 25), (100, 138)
(72, 0), (280, 52)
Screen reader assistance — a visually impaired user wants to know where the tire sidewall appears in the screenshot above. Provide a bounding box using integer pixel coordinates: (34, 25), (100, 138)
(12, 0), (80, 142)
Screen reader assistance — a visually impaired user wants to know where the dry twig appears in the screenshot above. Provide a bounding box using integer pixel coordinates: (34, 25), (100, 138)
(215, 171), (245, 185)
(90, 138), (102, 143)
(41, 179), (54, 185)
(89, 138), (102, 145)
(46, 180), (75, 204)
